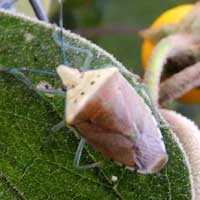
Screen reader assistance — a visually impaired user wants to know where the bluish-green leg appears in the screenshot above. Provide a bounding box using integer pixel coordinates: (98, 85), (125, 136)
(0, 67), (65, 96)
(41, 120), (66, 149)
(135, 83), (161, 125)
(135, 83), (170, 130)
(0, 67), (57, 77)
(73, 138), (102, 170)
(58, 0), (67, 65)
(53, 32), (93, 70)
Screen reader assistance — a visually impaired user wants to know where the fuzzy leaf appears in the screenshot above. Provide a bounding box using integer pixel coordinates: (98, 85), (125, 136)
(0, 10), (191, 200)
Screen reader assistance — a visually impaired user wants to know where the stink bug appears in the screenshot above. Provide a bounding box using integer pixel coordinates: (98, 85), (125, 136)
(56, 65), (168, 173)
(0, 0), (168, 174)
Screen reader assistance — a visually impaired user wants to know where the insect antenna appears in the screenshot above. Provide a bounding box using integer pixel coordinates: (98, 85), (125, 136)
(58, 0), (67, 65)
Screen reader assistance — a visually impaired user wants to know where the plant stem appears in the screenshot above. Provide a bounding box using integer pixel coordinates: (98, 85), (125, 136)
(159, 62), (200, 105)
(144, 37), (172, 104)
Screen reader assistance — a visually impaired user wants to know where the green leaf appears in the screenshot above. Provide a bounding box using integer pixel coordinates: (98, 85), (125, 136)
(0, 10), (191, 199)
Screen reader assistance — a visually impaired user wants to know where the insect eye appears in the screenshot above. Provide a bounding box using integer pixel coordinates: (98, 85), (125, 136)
(62, 85), (68, 91)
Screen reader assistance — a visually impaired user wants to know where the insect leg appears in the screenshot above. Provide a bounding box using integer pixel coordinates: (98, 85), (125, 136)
(17, 68), (57, 77)
(58, 0), (67, 65)
(0, 67), (65, 96)
(41, 120), (66, 149)
(73, 137), (102, 170)
(53, 32), (93, 69)
(135, 83), (161, 124)
(135, 83), (170, 129)
(0, 67), (57, 77)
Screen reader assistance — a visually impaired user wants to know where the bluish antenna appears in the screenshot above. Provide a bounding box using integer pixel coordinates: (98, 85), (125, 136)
(53, 0), (93, 70)
(58, 0), (67, 65)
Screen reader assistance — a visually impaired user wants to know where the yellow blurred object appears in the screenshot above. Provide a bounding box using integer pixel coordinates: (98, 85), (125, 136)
(141, 4), (200, 104)
(142, 4), (194, 68)
(14, 0), (52, 18)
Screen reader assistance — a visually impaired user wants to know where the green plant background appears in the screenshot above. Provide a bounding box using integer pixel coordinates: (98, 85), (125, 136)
(0, 0), (198, 199)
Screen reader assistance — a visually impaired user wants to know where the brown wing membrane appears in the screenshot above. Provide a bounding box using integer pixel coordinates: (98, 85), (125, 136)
(78, 122), (136, 168)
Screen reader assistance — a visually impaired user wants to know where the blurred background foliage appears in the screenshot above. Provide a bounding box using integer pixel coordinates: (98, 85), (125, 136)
(12, 0), (200, 126)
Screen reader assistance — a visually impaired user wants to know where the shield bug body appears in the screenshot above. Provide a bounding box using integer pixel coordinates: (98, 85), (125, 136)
(57, 65), (168, 173)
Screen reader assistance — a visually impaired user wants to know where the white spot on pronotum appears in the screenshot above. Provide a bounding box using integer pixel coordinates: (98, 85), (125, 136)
(111, 175), (118, 182)
(24, 33), (34, 42)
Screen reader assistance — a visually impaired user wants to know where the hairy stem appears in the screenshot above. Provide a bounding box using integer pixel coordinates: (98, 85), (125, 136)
(159, 62), (200, 105)
(160, 109), (200, 199)
(144, 37), (173, 104)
